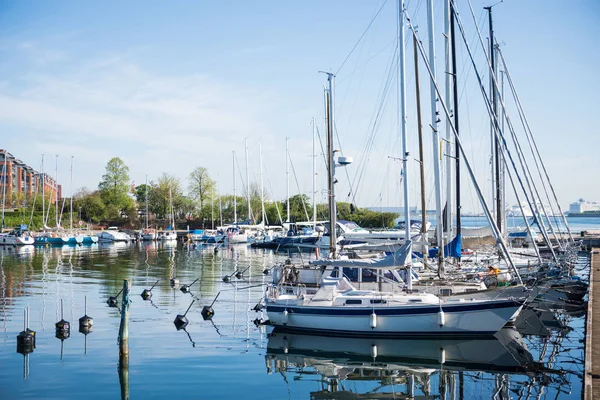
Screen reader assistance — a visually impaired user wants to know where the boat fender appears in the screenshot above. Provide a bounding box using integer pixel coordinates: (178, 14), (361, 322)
(371, 344), (377, 359)
(282, 310), (289, 325)
(438, 310), (445, 327)
(283, 336), (289, 354)
(370, 312), (377, 329)
(439, 348), (446, 364)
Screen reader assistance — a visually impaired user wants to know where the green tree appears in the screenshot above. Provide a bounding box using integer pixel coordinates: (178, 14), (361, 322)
(188, 167), (215, 217)
(98, 157), (134, 219)
(150, 173), (183, 219)
(74, 189), (106, 224)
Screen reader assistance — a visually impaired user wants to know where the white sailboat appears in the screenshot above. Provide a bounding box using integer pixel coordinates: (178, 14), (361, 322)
(157, 188), (177, 241)
(265, 53), (523, 335)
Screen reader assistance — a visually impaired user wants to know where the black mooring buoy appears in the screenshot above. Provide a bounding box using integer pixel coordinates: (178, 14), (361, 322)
(16, 307), (35, 353)
(55, 299), (71, 335)
(263, 268), (269, 275)
(180, 278), (199, 293)
(141, 279), (159, 300)
(170, 277), (180, 287)
(173, 300), (195, 330)
(201, 291), (221, 320)
(252, 303), (263, 312)
(79, 296), (93, 331)
(235, 266), (250, 280)
(107, 288), (124, 307)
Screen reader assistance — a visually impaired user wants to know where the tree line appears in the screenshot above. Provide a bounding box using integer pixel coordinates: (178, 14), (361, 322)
(63, 157), (399, 229)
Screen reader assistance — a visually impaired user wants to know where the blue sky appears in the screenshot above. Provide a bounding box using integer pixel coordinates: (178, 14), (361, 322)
(1, 0), (598, 213)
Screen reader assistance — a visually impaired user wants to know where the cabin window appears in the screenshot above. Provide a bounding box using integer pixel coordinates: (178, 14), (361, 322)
(465, 288), (478, 293)
(370, 299), (387, 304)
(408, 299), (422, 303)
(345, 299), (362, 305)
(439, 288), (453, 296)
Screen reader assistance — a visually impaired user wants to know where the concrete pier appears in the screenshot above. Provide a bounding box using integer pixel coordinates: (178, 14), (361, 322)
(585, 248), (600, 399)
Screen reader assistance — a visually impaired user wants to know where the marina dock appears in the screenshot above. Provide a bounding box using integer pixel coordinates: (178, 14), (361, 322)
(585, 247), (600, 399)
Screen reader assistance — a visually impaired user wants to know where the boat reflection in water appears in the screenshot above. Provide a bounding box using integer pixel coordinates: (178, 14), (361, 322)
(265, 328), (552, 399)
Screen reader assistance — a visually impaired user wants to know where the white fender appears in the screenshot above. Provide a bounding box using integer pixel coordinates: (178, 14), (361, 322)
(371, 344), (378, 359)
(438, 310), (445, 327)
(370, 312), (377, 329)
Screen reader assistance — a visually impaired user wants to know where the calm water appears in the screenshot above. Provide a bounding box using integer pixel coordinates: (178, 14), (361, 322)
(0, 242), (588, 399)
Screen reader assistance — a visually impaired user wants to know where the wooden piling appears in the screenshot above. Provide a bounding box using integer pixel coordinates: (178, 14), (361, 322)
(119, 280), (130, 357)
(118, 280), (130, 400)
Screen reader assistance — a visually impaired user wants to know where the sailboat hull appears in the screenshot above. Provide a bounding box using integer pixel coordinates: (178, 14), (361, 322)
(266, 300), (522, 336)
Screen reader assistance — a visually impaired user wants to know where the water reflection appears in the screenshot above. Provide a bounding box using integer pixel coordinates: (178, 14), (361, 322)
(0, 243), (586, 399)
(265, 328), (565, 399)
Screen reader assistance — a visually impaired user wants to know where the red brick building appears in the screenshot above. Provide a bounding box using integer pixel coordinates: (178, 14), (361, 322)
(0, 150), (61, 207)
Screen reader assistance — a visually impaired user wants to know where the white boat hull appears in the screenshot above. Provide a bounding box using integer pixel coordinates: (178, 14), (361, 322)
(266, 300), (522, 336)
(0, 234), (35, 245)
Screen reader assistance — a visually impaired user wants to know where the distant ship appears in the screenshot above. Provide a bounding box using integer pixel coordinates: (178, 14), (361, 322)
(568, 198), (600, 217)
(506, 202), (561, 218)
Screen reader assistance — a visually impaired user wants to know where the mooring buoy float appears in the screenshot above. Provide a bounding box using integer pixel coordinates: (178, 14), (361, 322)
(180, 278), (199, 293)
(173, 300), (195, 330)
(141, 279), (159, 300)
(79, 296), (93, 331)
(107, 288), (123, 307)
(55, 299), (71, 336)
(201, 291), (221, 320)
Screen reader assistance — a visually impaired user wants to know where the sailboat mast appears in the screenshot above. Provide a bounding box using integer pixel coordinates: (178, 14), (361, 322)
(312, 117), (317, 229)
(286, 137), (290, 223)
(486, 6), (502, 233)
(324, 73), (337, 258)
(259, 140), (266, 228)
(69, 156), (73, 231)
(413, 34), (427, 261)
(1, 152), (6, 228)
(450, 2), (462, 244)
(218, 181), (222, 227)
(426, 0), (445, 274)
(398, 0), (410, 244)
(54, 155), (59, 228)
(443, 0), (453, 240)
(145, 175), (148, 229)
(245, 138), (251, 222)
(398, 0), (412, 290)
(233, 151), (237, 224)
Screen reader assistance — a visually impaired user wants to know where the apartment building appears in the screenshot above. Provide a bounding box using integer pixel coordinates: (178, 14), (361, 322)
(0, 149), (61, 206)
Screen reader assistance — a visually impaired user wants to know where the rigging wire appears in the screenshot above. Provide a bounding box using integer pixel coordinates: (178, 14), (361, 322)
(335, 0), (389, 76)
(286, 146), (311, 222)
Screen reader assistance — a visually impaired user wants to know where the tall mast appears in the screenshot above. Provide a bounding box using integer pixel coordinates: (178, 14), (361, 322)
(426, 0), (445, 275)
(286, 137), (290, 223)
(55, 155), (59, 228)
(450, 1), (462, 250)
(312, 118), (317, 229)
(233, 150), (237, 224)
(259, 140), (266, 228)
(244, 138), (251, 222)
(69, 156), (73, 231)
(41, 155), (45, 228)
(398, 0), (412, 290)
(324, 72), (337, 259)
(414, 32), (427, 265)
(218, 181), (222, 227)
(486, 6), (502, 234)
(145, 175), (148, 229)
(443, 0), (453, 240)
(1, 152), (6, 228)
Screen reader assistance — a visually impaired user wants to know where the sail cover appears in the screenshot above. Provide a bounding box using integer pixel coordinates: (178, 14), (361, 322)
(309, 240), (412, 269)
